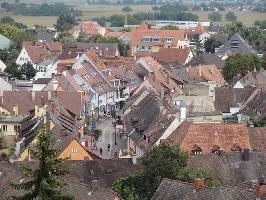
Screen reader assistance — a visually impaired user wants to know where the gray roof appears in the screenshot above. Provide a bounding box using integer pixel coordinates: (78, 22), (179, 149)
(0, 116), (30, 123)
(77, 42), (119, 57)
(185, 54), (225, 69)
(151, 178), (265, 200)
(36, 30), (53, 42)
(215, 33), (257, 57)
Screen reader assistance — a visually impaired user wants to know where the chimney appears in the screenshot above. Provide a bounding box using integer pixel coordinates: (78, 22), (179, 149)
(256, 184), (266, 199)
(193, 178), (205, 189)
(48, 90), (52, 100)
(32, 91), (36, 102)
(160, 88), (165, 100)
(14, 104), (19, 116)
(167, 73), (170, 84)
(132, 154), (137, 165)
(199, 66), (202, 77)
(243, 149), (250, 161)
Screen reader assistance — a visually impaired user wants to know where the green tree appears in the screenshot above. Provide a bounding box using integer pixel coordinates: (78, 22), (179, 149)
(152, 6), (160, 11)
(58, 32), (76, 48)
(11, 31), (36, 50)
(225, 11), (237, 21)
(20, 63), (36, 80)
(112, 143), (220, 200)
(204, 37), (222, 53)
(11, 125), (74, 200)
(261, 53), (266, 69)
(208, 11), (222, 22)
(0, 133), (4, 149)
(192, 34), (204, 55)
(91, 16), (106, 27)
(222, 53), (261, 83)
(4, 61), (22, 79)
(122, 6), (133, 13)
(177, 168), (221, 187)
(110, 15), (125, 27)
(161, 25), (178, 30)
(0, 24), (19, 38)
(56, 14), (77, 32)
(87, 34), (128, 56)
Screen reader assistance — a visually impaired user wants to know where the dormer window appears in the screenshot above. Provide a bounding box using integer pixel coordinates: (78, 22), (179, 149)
(230, 39), (239, 48)
(257, 109), (262, 115)
(231, 144), (242, 152)
(143, 37), (151, 42)
(165, 37), (173, 43)
(192, 144), (202, 155)
(212, 145), (220, 154)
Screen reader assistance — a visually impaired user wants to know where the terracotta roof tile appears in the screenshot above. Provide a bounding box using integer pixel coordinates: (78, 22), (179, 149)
(186, 64), (226, 84)
(155, 48), (191, 64)
(167, 122), (251, 154)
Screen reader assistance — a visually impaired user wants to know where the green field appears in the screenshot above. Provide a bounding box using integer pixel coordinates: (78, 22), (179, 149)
(0, 4), (265, 27)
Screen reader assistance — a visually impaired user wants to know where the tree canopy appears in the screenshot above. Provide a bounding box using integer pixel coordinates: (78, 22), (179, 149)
(208, 11), (222, 21)
(225, 11), (237, 21)
(112, 143), (220, 200)
(122, 6), (133, 13)
(204, 37), (222, 53)
(5, 62), (36, 80)
(56, 14), (77, 32)
(11, 125), (74, 200)
(222, 53), (262, 83)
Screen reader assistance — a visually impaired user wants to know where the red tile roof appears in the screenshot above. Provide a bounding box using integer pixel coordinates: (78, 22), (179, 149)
(24, 46), (49, 64)
(155, 48), (191, 64)
(167, 122), (251, 154)
(69, 21), (103, 36)
(185, 64), (226, 84)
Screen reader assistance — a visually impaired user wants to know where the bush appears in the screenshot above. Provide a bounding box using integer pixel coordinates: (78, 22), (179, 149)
(94, 129), (102, 141)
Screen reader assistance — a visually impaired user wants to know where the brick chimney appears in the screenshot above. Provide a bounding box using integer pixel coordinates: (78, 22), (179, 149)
(256, 184), (266, 199)
(32, 91), (36, 102)
(198, 65), (202, 77)
(193, 178), (205, 189)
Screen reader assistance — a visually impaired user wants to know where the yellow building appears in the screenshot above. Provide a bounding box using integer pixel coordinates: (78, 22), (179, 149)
(19, 122), (94, 161)
(0, 116), (36, 148)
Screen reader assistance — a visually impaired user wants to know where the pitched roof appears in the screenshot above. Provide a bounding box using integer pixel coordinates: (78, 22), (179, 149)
(151, 178), (263, 200)
(69, 21), (104, 36)
(74, 62), (115, 94)
(237, 69), (266, 90)
(214, 87), (256, 113)
(215, 33), (257, 57)
(167, 122), (251, 154)
(185, 54), (225, 69)
(77, 42), (119, 57)
(36, 29), (53, 42)
(185, 64), (226, 84)
(154, 48), (191, 64)
(248, 127), (266, 152)
(128, 21), (185, 46)
(1, 91), (49, 115)
(24, 45), (49, 64)
(0, 160), (119, 200)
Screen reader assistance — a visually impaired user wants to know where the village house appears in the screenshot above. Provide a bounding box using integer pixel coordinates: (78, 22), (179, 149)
(108, 21), (189, 56)
(166, 121), (251, 155)
(69, 21), (107, 39)
(214, 86), (257, 117)
(77, 42), (120, 58)
(185, 64), (226, 85)
(185, 54), (225, 70)
(215, 33), (257, 60)
(16, 41), (62, 73)
(0, 115), (38, 149)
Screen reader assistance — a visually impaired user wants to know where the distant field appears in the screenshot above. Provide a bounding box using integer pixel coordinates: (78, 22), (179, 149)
(79, 4), (154, 19)
(190, 11), (266, 25)
(0, 4), (265, 27)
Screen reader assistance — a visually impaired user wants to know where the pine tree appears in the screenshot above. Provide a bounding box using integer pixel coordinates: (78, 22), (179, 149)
(11, 125), (75, 200)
